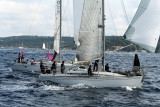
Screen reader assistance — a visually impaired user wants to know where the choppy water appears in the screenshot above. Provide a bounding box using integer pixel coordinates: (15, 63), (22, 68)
(0, 48), (160, 107)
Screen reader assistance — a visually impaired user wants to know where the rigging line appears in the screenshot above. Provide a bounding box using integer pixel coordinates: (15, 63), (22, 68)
(106, 0), (117, 36)
(120, 0), (129, 25)
(27, 0), (42, 35)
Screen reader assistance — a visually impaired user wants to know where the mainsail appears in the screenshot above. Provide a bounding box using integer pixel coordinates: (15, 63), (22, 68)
(54, 0), (61, 53)
(124, 0), (160, 52)
(74, 0), (103, 61)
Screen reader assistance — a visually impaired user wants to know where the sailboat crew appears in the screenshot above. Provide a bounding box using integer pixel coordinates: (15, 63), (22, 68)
(61, 61), (65, 73)
(51, 61), (57, 74)
(31, 58), (36, 65)
(133, 54), (140, 71)
(21, 54), (24, 60)
(105, 63), (110, 72)
(21, 54), (25, 63)
(88, 65), (92, 76)
(51, 51), (57, 62)
(93, 60), (99, 71)
(40, 61), (45, 74)
(18, 53), (21, 63)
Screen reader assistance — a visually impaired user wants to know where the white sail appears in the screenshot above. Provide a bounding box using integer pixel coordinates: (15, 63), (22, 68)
(42, 43), (45, 50)
(75, 0), (103, 61)
(124, 0), (160, 52)
(54, 0), (61, 53)
(74, 0), (84, 46)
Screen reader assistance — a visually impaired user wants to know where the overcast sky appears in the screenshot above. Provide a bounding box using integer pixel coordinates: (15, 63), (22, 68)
(0, 0), (141, 37)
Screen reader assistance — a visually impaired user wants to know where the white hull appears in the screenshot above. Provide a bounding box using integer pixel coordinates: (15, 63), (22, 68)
(11, 63), (40, 72)
(11, 61), (75, 73)
(18, 47), (24, 49)
(38, 72), (143, 88)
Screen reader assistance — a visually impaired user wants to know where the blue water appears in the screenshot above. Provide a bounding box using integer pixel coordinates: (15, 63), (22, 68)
(0, 48), (160, 107)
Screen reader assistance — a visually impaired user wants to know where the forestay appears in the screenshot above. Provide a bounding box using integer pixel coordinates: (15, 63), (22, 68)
(54, 0), (61, 53)
(75, 0), (103, 61)
(124, 0), (160, 53)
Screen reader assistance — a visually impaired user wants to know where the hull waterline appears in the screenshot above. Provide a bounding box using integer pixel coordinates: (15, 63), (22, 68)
(38, 73), (143, 88)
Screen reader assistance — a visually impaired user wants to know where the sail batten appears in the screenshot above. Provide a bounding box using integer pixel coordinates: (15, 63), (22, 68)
(124, 0), (160, 53)
(74, 0), (103, 61)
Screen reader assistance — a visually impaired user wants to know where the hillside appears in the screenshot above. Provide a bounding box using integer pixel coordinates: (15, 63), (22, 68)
(0, 36), (159, 52)
(0, 36), (76, 49)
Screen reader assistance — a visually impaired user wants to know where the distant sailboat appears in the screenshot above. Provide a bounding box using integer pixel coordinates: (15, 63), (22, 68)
(19, 42), (24, 49)
(42, 43), (46, 50)
(0, 45), (4, 48)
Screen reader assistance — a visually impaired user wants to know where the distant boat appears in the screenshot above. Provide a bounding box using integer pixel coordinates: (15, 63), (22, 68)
(11, 61), (41, 72)
(0, 45), (4, 48)
(19, 42), (24, 49)
(42, 43), (46, 50)
(18, 47), (23, 49)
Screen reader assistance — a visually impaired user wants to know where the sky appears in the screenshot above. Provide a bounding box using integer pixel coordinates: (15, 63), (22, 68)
(0, 0), (141, 37)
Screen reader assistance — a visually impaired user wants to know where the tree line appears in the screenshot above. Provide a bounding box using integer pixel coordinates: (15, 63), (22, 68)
(0, 35), (159, 52)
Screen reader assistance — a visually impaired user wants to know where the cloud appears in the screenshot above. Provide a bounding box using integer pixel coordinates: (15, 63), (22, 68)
(0, 0), (55, 37)
(0, 0), (140, 37)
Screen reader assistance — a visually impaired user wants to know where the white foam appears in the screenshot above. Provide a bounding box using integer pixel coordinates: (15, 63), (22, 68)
(9, 68), (12, 71)
(71, 83), (89, 89)
(16, 80), (33, 84)
(0, 84), (33, 91)
(122, 86), (133, 91)
(0, 67), (12, 72)
(42, 85), (65, 91)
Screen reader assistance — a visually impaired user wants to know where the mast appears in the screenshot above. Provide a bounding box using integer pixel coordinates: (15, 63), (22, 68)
(59, 0), (62, 62)
(102, 0), (105, 71)
(54, 0), (62, 62)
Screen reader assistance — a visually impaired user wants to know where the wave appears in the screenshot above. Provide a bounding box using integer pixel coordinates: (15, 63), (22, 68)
(122, 86), (134, 91)
(70, 83), (91, 89)
(40, 85), (65, 91)
(0, 68), (12, 72)
(0, 84), (33, 92)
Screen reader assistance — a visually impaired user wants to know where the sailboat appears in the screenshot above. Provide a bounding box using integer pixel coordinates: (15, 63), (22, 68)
(19, 42), (24, 49)
(40, 0), (75, 72)
(38, 0), (160, 88)
(42, 43), (46, 50)
(11, 0), (74, 72)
